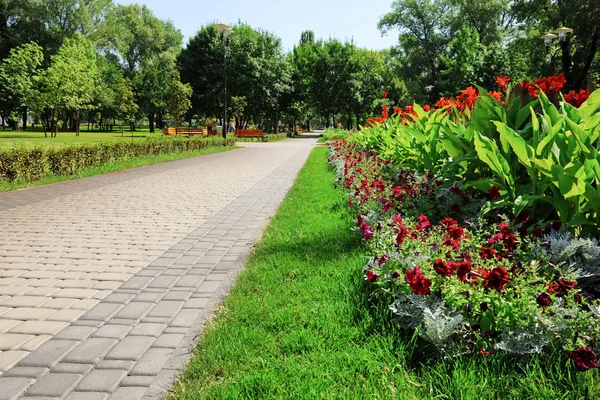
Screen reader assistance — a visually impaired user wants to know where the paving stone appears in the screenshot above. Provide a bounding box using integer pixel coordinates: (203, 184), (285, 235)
(25, 373), (81, 397)
(63, 338), (117, 364)
(2, 366), (47, 378)
(19, 335), (52, 352)
(94, 360), (134, 371)
(153, 333), (185, 349)
(108, 386), (146, 400)
(197, 280), (221, 294)
(20, 339), (78, 368)
(54, 326), (96, 341)
(129, 323), (167, 337)
(0, 351), (29, 372)
(114, 302), (153, 320)
(119, 375), (155, 387)
(129, 347), (173, 376)
(105, 336), (154, 361)
(65, 392), (109, 400)
(92, 325), (131, 340)
(170, 309), (201, 328)
(146, 301), (183, 318)
(51, 363), (94, 374)
(0, 376), (34, 400)
(10, 321), (70, 336)
(0, 333), (35, 350)
(183, 297), (210, 309)
(76, 369), (127, 392)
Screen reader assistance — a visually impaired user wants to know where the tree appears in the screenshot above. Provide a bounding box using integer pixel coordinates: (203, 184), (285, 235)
(38, 33), (99, 137)
(0, 41), (43, 130)
(167, 70), (191, 131)
(116, 69), (137, 137)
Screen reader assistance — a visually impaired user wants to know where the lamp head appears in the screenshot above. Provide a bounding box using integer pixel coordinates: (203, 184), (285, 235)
(539, 33), (557, 46)
(214, 24), (230, 34)
(553, 27), (573, 41)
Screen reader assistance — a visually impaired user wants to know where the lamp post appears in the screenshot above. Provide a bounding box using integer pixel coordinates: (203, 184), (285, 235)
(214, 24), (234, 142)
(424, 85), (434, 105)
(539, 27), (573, 86)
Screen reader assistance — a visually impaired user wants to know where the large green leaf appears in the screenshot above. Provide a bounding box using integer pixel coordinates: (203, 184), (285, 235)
(579, 89), (600, 120)
(494, 121), (534, 168)
(473, 131), (514, 188)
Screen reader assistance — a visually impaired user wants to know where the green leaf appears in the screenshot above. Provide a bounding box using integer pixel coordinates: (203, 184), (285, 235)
(494, 121), (534, 168)
(473, 131), (514, 188)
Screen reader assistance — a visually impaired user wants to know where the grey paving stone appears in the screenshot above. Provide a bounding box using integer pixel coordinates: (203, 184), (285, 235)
(95, 360), (134, 371)
(153, 333), (185, 349)
(51, 363), (94, 374)
(183, 297), (209, 309)
(197, 280), (221, 294)
(108, 387), (146, 400)
(63, 338), (117, 364)
(0, 376), (34, 400)
(76, 369), (127, 392)
(20, 339), (78, 368)
(129, 323), (167, 337)
(146, 276), (179, 289)
(119, 277), (152, 290)
(2, 366), (46, 378)
(132, 292), (164, 303)
(25, 373), (81, 397)
(80, 303), (123, 322)
(146, 301), (183, 318)
(170, 309), (201, 328)
(119, 375), (155, 387)
(54, 326), (97, 341)
(65, 392), (109, 400)
(129, 347), (173, 376)
(105, 336), (155, 361)
(92, 325), (131, 340)
(114, 302), (153, 320)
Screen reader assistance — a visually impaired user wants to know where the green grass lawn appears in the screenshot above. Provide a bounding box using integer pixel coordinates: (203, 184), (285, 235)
(0, 127), (162, 148)
(169, 147), (599, 399)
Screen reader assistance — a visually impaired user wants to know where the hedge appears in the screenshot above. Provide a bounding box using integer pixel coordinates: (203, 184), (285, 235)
(0, 136), (235, 183)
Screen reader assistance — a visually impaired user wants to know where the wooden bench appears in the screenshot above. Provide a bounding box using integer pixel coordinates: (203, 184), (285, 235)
(164, 128), (206, 136)
(234, 129), (264, 139)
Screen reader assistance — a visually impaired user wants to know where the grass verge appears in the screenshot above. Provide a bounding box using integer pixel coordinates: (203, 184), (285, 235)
(169, 147), (597, 399)
(0, 146), (239, 193)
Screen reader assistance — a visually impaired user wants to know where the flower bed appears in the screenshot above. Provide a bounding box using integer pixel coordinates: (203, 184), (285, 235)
(327, 76), (600, 371)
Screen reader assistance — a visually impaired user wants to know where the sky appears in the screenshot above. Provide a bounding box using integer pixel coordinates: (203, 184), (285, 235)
(115, 0), (400, 51)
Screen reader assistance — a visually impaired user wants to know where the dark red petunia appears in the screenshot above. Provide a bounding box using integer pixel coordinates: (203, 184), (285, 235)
(366, 270), (380, 283)
(548, 278), (578, 295)
(417, 214), (431, 232)
(489, 186), (501, 200)
(568, 347), (600, 372)
(406, 267), (432, 296)
(484, 266), (510, 291)
(396, 225), (409, 246)
(455, 261), (472, 282)
(433, 259), (453, 277)
(447, 225), (465, 240)
(536, 293), (552, 307)
(378, 254), (388, 265)
(443, 237), (460, 252)
(480, 247), (496, 260)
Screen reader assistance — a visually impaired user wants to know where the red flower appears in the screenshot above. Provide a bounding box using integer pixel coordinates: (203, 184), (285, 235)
(433, 259), (453, 277)
(495, 74), (510, 91)
(366, 270), (380, 282)
(536, 293), (552, 307)
(383, 89), (387, 99)
(406, 267), (432, 295)
(423, 104), (431, 112)
(443, 237), (460, 252)
(417, 214), (431, 232)
(548, 278), (577, 295)
(564, 89), (590, 108)
(440, 218), (458, 230)
(484, 266), (510, 291)
(396, 225), (409, 245)
(456, 86), (480, 110)
(568, 347), (600, 372)
(480, 247), (496, 260)
(455, 261), (472, 282)
(447, 225), (464, 240)
(393, 106), (402, 115)
(488, 91), (504, 104)
(489, 186), (501, 200)
(361, 223), (373, 240)
(378, 254), (388, 265)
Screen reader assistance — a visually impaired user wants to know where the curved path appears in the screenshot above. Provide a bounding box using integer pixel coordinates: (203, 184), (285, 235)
(0, 136), (317, 399)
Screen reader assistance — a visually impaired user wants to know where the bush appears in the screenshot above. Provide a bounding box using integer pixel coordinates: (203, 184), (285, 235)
(0, 136), (234, 183)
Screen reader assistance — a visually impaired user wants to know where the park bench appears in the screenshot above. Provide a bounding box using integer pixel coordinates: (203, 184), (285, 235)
(164, 128), (207, 136)
(235, 129), (264, 140)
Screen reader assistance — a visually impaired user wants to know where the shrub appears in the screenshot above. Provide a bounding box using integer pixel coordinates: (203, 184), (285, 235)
(0, 136), (234, 183)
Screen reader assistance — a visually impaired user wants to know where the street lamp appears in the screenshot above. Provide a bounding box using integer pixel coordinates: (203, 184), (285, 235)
(425, 85), (434, 104)
(539, 33), (558, 46)
(553, 27), (573, 42)
(214, 24), (234, 142)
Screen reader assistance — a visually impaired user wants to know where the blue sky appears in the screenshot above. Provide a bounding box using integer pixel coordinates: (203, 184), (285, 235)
(115, 0), (399, 51)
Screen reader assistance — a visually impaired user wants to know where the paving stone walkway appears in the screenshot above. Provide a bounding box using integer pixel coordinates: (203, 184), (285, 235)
(0, 136), (317, 399)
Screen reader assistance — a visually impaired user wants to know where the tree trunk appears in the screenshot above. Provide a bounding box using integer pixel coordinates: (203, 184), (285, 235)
(76, 112), (80, 136)
(560, 38), (574, 90)
(575, 30), (599, 89)
(22, 106), (27, 130)
(149, 113), (155, 133)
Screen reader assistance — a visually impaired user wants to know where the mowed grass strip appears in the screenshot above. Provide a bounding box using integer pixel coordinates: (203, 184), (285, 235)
(169, 147), (598, 400)
(0, 146), (239, 193)
(0, 128), (161, 148)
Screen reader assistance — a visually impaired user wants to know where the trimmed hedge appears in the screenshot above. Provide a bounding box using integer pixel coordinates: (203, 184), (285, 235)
(0, 136), (235, 183)
(227, 133), (288, 142)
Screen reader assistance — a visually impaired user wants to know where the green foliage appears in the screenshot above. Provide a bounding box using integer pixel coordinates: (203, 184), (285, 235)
(167, 70), (192, 128)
